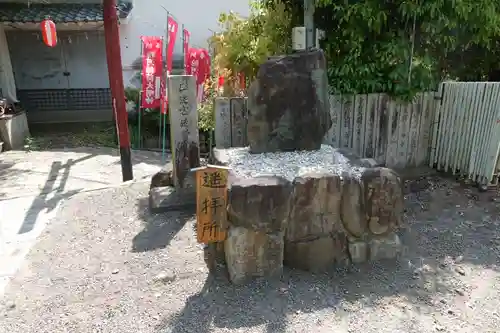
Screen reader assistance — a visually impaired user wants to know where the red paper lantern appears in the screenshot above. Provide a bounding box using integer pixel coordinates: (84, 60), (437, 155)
(40, 18), (57, 47)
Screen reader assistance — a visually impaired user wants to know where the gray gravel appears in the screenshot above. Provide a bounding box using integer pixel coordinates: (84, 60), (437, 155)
(217, 145), (362, 180)
(1, 178), (500, 332)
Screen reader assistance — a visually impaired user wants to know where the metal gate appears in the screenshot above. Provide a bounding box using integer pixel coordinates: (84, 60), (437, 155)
(430, 82), (500, 187)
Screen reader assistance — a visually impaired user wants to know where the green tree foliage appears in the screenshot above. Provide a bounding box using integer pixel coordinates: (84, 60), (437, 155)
(210, 0), (293, 91)
(197, 0), (293, 131)
(277, 0), (500, 99)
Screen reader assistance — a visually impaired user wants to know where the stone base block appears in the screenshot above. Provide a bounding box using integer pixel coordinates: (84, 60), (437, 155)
(347, 233), (402, 263)
(208, 146), (404, 282)
(348, 241), (369, 264)
(369, 233), (402, 261)
(224, 227), (284, 284)
(284, 234), (349, 272)
(149, 186), (196, 213)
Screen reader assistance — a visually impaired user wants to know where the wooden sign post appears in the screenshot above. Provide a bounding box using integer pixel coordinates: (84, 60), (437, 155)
(193, 165), (230, 243)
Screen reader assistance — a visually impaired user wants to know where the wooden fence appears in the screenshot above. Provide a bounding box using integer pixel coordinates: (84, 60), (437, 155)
(325, 93), (436, 168)
(431, 82), (500, 186)
(214, 92), (437, 169)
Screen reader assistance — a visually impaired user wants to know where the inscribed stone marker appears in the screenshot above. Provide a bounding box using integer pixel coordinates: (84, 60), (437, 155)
(168, 75), (200, 188)
(194, 165), (229, 243)
(230, 97), (248, 147)
(214, 97), (232, 148)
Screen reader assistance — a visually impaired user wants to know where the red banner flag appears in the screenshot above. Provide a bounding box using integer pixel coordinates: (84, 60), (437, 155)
(167, 16), (178, 75)
(160, 16), (179, 114)
(183, 29), (190, 74)
(140, 36), (163, 109)
(188, 48), (211, 103)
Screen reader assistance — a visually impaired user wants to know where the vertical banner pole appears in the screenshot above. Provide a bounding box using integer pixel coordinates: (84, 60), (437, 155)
(138, 92), (142, 148)
(210, 31), (217, 157)
(162, 97), (167, 162)
(181, 24), (185, 74)
(158, 36), (164, 153)
(162, 13), (170, 164)
(138, 38), (143, 148)
(160, 35), (164, 162)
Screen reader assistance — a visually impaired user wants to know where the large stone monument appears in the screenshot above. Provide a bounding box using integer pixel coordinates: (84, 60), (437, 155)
(246, 49), (332, 153)
(211, 49), (405, 284)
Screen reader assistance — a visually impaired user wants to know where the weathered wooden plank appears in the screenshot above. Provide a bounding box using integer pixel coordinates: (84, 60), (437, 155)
(325, 94), (342, 147)
(444, 84), (458, 172)
(384, 99), (399, 168)
(397, 100), (411, 168)
(415, 93), (427, 167)
(422, 92), (440, 163)
(478, 83), (500, 180)
(484, 86), (500, 184)
(407, 94), (421, 167)
(454, 83), (472, 173)
(451, 83), (465, 171)
(340, 95), (353, 149)
(214, 97), (232, 148)
(375, 94), (388, 162)
(470, 83), (491, 177)
(352, 94), (365, 156)
(168, 75), (200, 188)
(435, 83), (453, 170)
(429, 84), (443, 167)
(230, 97), (248, 147)
(461, 83), (479, 173)
(363, 94), (377, 158)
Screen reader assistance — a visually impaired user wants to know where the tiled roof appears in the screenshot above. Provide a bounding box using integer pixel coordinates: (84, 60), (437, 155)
(0, 1), (133, 24)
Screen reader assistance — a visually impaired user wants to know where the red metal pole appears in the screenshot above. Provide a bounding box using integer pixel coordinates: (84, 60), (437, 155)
(103, 0), (133, 181)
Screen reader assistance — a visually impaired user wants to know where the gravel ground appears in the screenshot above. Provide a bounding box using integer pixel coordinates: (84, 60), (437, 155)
(1, 177), (500, 333)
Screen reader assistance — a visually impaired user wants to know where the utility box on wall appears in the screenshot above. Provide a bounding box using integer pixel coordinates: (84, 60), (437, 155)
(292, 27), (325, 50)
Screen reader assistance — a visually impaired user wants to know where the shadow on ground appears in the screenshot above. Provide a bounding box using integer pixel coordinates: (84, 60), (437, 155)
(1, 146), (165, 235)
(155, 176), (500, 333)
(16, 154), (98, 234)
(0, 154), (96, 233)
(131, 196), (195, 252)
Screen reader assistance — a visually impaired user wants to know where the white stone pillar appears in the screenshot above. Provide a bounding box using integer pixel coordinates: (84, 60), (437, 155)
(168, 75), (200, 188)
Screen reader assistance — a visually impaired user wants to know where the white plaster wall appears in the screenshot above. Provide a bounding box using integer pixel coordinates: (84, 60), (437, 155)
(7, 30), (108, 90)
(2, 0), (252, 89)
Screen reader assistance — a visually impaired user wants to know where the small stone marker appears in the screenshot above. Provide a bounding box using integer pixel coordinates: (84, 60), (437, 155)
(230, 97), (248, 147)
(193, 165), (230, 243)
(214, 97), (232, 148)
(168, 75), (200, 188)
